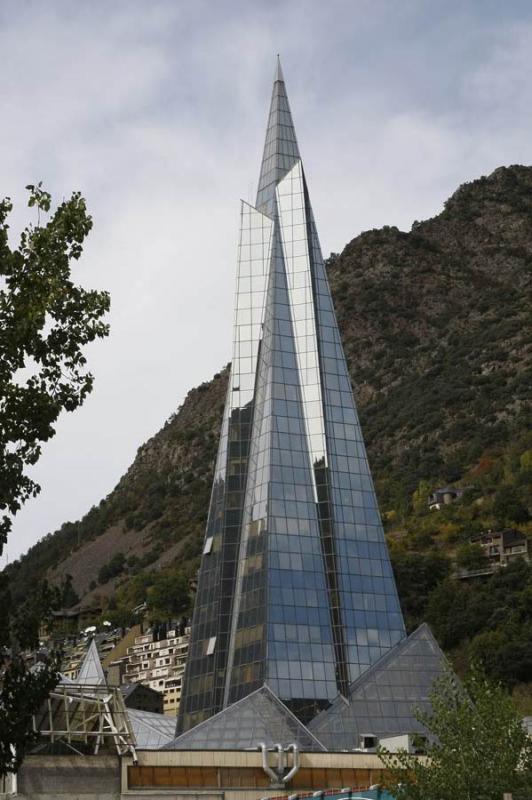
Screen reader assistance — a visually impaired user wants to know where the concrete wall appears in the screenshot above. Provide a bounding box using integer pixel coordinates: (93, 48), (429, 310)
(16, 754), (120, 800)
(13, 749), (394, 800)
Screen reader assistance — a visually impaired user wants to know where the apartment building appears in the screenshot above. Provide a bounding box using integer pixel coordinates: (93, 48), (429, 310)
(120, 624), (190, 715)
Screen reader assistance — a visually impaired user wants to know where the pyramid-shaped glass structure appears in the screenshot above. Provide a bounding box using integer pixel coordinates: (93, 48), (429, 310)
(167, 685), (325, 751)
(76, 638), (106, 686)
(308, 624), (447, 750)
(128, 708), (177, 749)
(177, 60), (405, 735)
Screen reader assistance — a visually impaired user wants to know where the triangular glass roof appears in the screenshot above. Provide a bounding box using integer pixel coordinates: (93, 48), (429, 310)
(166, 685), (325, 751)
(127, 708), (176, 750)
(76, 638), (106, 686)
(308, 624), (447, 750)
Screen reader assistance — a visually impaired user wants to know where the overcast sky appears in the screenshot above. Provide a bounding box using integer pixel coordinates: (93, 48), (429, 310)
(2, 0), (532, 562)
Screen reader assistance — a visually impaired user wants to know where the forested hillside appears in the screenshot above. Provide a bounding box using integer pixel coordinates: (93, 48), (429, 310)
(3, 165), (532, 693)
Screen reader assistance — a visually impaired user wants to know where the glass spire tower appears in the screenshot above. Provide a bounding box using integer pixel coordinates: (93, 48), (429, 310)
(177, 60), (405, 734)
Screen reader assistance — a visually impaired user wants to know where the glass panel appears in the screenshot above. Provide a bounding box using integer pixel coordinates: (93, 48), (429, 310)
(177, 204), (273, 733)
(309, 626), (446, 750)
(276, 160), (327, 494)
(224, 226), (337, 717)
(178, 68), (406, 737)
(170, 687), (325, 751)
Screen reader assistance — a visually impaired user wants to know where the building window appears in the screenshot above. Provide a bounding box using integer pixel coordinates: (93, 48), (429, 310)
(203, 536), (214, 555)
(206, 636), (216, 656)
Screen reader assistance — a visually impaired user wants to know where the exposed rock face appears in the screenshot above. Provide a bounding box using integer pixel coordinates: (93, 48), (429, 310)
(328, 165), (531, 483)
(5, 166), (531, 605)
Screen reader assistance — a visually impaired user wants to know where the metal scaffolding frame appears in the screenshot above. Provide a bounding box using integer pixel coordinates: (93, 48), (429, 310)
(31, 682), (137, 759)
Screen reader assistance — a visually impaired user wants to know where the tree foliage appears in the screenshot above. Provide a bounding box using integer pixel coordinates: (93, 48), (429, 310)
(0, 657), (59, 774)
(0, 183), (109, 550)
(423, 559), (532, 688)
(391, 552), (451, 631)
(412, 480), (432, 513)
(380, 666), (532, 800)
(101, 566), (192, 629)
(147, 569), (190, 623)
(455, 542), (486, 571)
(0, 574), (61, 776)
(0, 185), (108, 777)
(98, 551), (126, 585)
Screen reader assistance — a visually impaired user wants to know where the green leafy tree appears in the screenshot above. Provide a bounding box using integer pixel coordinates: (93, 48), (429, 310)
(425, 578), (474, 648)
(0, 573), (60, 774)
(470, 626), (532, 688)
(115, 570), (155, 610)
(0, 658), (59, 775)
(0, 184), (108, 777)
(455, 542), (486, 571)
(520, 449), (532, 473)
(10, 580), (60, 651)
(60, 573), (79, 609)
(391, 552), (451, 631)
(380, 666), (532, 800)
(412, 479), (432, 513)
(0, 183), (109, 551)
(98, 551), (126, 585)
(148, 569), (190, 622)
(493, 486), (530, 525)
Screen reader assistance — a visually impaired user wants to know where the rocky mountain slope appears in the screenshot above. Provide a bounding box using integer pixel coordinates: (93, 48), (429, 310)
(4, 165), (532, 618)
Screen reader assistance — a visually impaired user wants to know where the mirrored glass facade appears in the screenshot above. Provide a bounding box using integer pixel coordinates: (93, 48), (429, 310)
(177, 61), (405, 735)
(309, 624), (446, 749)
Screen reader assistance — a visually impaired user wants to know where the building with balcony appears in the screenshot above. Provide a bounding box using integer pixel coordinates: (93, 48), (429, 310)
(115, 624), (190, 716)
(455, 528), (530, 580)
(472, 528), (529, 567)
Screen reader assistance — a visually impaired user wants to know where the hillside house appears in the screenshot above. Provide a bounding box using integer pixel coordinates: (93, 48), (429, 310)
(428, 486), (465, 510)
(456, 528), (529, 580)
(471, 528), (529, 567)
(48, 600), (104, 635)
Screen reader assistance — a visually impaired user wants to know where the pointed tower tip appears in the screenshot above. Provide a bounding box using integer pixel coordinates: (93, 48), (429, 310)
(274, 54), (284, 83)
(256, 54), (300, 212)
